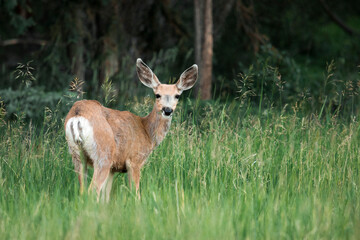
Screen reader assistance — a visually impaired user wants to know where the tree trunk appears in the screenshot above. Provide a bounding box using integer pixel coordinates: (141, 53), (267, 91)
(194, 0), (203, 71)
(213, 0), (235, 40)
(194, 0), (203, 97)
(319, 0), (358, 36)
(98, 1), (119, 89)
(99, 36), (119, 87)
(199, 0), (213, 100)
(70, 8), (85, 85)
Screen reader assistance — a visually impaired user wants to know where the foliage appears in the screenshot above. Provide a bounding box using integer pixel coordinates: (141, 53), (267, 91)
(101, 77), (116, 107)
(14, 61), (36, 88)
(1, 1), (360, 99)
(0, 87), (64, 122)
(235, 48), (360, 118)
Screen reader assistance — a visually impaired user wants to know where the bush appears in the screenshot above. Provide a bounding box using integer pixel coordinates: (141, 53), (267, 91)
(0, 87), (73, 123)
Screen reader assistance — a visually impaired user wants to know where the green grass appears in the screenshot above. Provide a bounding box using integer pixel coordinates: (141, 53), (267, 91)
(0, 102), (359, 239)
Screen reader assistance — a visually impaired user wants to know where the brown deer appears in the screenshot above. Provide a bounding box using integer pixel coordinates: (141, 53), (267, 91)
(64, 58), (198, 201)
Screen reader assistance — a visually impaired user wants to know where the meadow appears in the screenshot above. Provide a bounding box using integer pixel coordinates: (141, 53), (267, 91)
(1, 1), (360, 238)
(0, 99), (359, 240)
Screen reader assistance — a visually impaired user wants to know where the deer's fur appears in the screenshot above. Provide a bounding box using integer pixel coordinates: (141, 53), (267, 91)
(64, 58), (198, 201)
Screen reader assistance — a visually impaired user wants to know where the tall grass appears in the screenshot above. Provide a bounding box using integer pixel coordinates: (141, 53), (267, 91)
(0, 99), (359, 239)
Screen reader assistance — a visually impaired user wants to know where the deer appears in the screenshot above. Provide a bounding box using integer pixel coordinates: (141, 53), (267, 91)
(64, 58), (198, 201)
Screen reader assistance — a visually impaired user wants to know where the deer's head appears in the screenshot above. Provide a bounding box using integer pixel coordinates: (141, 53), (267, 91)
(136, 58), (198, 118)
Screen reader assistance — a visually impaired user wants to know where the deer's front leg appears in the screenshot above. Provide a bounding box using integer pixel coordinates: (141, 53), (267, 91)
(126, 160), (141, 199)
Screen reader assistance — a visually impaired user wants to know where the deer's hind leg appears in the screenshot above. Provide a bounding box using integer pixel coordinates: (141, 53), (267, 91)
(103, 172), (114, 202)
(88, 152), (113, 202)
(89, 165), (112, 202)
(85, 121), (116, 202)
(70, 148), (88, 194)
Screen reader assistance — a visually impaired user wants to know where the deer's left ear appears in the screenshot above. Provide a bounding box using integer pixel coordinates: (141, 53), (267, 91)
(176, 64), (198, 92)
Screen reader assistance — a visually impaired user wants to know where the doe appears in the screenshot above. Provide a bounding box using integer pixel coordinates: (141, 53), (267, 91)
(64, 59), (198, 201)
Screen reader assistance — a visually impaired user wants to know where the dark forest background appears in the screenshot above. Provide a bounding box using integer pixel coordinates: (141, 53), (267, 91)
(0, 0), (360, 122)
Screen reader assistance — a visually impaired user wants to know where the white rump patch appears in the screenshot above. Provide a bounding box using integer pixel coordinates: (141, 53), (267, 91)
(65, 116), (98, 164)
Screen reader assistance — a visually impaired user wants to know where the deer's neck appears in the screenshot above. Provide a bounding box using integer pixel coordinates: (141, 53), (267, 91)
(142, 105), (172, 147)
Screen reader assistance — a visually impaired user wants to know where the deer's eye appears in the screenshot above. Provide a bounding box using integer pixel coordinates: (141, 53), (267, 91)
(155, 94), (161, 99)
(175, 95), (180, 99)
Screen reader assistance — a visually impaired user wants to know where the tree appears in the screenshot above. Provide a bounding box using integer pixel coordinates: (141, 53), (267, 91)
(194, 0), (213, 100)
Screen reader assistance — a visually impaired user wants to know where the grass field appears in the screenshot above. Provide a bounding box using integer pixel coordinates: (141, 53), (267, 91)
(0, 101), (359, 239)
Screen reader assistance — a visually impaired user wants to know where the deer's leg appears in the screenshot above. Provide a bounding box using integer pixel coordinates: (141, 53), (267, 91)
(103, 171), (114, 203)
(71, 150), (87, 194)
(87, 149), (112, 200)
(90, 166), (111, 202)
(126, 160), (141, 199)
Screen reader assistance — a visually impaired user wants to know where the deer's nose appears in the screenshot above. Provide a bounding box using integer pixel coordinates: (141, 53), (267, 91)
(162, 107), (173, 116)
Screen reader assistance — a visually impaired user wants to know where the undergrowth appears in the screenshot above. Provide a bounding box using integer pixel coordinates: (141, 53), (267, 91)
(0, 98), (359, 239)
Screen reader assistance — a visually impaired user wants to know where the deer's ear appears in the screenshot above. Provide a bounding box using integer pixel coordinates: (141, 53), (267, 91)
(176, 64), (198, 91)
(136, 58), (161, 89)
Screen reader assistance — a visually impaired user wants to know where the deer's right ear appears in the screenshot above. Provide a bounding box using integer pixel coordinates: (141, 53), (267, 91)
(136, 58), (161, 89)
